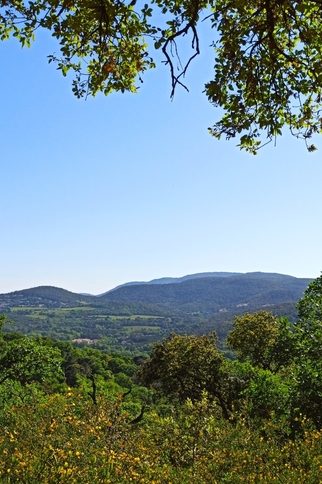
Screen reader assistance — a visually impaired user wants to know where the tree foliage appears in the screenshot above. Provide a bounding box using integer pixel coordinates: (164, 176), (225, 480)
(0, 317), (64, 386)
(226, 310), (294, 371)
(2, 0), (322, 151)
(137, 332), (224, 403)
(297, 272), (322, 326)
(290, 274), (322, 428)
(206, 0), (322, 153)
(0, 336), (64, 386)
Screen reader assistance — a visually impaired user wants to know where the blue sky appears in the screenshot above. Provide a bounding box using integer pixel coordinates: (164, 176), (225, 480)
(1, 24), (322, 295)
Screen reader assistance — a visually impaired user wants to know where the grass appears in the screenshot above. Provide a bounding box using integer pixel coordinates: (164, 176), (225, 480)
(108, 315), (161, 321)
(11, 308), (162, 318)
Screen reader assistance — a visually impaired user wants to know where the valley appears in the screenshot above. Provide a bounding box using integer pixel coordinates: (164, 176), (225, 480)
(0, 272), (311, 352)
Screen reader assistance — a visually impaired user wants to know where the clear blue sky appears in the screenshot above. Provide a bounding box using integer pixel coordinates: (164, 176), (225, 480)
(1, 25), (322, 295)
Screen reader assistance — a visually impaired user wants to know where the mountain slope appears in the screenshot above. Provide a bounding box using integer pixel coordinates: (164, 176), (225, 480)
(103, 272), (242, 295)
(0, 273), (313, 349)
(0, 272), (312, 314)
(100, 272), (312, 313)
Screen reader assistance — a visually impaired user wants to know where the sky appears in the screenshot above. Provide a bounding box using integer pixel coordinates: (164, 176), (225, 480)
(1, 19), (322, 295)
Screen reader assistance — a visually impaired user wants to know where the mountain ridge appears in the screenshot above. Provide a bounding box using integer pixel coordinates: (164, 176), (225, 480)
(100, 271), (243, 295)
(0, 272), (313, 348)
(98, 272), (312, 313)
(0, 272), (313, 314)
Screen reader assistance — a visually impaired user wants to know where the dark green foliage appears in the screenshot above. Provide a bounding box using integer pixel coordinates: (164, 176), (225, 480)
(138, 333), (220, 400)
(0, 317), (150, 410)
(137, 332), (238, 419)
(242, 366), (292, 421)
(0, 319), (63, 387)
(226, 311), (295, 371)
(297, 273), (322, 327)
(289, 274), (322, 428)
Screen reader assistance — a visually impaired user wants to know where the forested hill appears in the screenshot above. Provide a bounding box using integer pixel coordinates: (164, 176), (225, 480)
(0, 272), (313, 350)
(102, 271), (242, 294)
(0, 272), (311, 314)
(0, 286), (167, 315)
(99, 272), (312, 313)
(0, 286), (93, 307)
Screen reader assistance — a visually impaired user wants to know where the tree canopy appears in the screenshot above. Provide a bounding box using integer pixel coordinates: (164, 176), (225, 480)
(137, 332), (224, 404)
(226, 310), (295, 372)
(2, 0), (322, 152)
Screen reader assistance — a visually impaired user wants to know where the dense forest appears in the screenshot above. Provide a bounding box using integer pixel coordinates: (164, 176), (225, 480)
(0, 274), (322, 482)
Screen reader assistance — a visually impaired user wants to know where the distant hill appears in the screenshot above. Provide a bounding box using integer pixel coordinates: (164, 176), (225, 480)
(0, 272), (313, 349)
(102, 272), (242, 295)
(0, 272), (312, 314)
(0, 286), (94, 309)
(0, 285), (167, 315)
(99, 272), (312, 314)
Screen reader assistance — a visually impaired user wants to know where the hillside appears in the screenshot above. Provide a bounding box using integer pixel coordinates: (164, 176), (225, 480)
(100, 272), (312, 313)
(0, 272), (312, 350)
(0, 286), (94, 308)
(103, 271), (242, 294)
